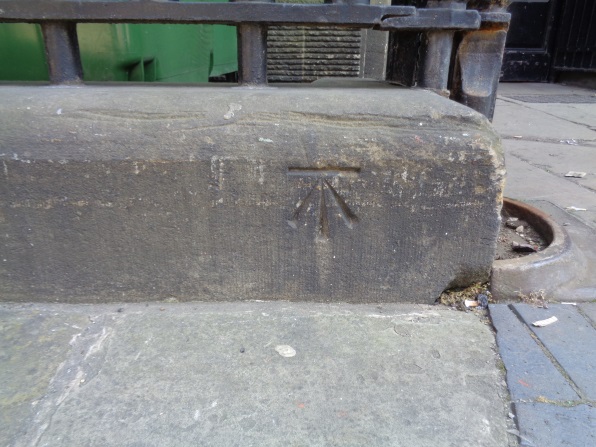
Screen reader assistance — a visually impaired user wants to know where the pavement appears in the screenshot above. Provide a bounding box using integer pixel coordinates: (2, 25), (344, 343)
(1, 302), (513, 447)
(493, 82), (596, 230)
(1, 82), (596, 447)
(489, 303), (596, 447)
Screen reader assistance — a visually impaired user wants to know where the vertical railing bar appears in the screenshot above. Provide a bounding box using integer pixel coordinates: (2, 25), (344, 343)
(418, 1), (467, 92)
(233, 0), (273, 86)
(419, 30), (455, 91)
(237, 24), (269, 86)
(40, 21), (83, 85)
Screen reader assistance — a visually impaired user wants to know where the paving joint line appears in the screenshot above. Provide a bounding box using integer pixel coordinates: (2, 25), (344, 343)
(507, 304), (587, 401)
(496, 96), (596, 129)
(500, 136), (596, 145)
(510, 397), (596, 408)
(506, 152), (596, 197)
(576, 305), (596, 330)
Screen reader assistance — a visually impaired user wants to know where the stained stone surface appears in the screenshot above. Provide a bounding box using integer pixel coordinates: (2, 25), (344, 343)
(0, 306), (89, 446)
(0, 302), (510, 447)
(0, 83), (504, 303)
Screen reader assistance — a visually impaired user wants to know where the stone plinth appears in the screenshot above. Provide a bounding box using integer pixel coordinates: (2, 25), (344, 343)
(0, 83), (504, 303)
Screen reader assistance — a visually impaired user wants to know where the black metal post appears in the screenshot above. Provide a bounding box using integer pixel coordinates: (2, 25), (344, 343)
(40, 21), (83, 84)
(237, 24), (269, 86)
(419, 30), (455, 91)
(418, 1), (467, 91)
(233, 0), (273, 86)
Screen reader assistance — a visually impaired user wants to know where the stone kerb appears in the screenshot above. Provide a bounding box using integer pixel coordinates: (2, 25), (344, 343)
(0, 83), (504, 303)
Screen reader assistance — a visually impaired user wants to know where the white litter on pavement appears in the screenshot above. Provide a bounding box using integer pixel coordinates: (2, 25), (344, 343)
(565, 206), (587, 211)
(532, 316), (558, 327)
(564, 171), (587, 178)
(275, 345), (296, 358)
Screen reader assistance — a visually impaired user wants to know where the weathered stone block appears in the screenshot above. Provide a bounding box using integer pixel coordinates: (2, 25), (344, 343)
(0, 83), (504, 303)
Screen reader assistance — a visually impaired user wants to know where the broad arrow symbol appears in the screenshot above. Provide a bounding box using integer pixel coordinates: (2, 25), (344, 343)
(287, 167), (359, 240)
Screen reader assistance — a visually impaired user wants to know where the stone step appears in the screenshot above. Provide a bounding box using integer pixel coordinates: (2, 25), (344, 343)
(0, 82), (504, 303)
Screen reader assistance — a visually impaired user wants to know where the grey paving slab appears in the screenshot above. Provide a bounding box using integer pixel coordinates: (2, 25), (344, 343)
(489, 305), (578, 402)
(493, 100), (596, 143)
(497, 82), (596, 131)
(503, 139), (596, 192)
(1, 302), (510, 447)
(0, 305), (90, 447)
(514, 403), (596, 447)
(519, 103), (596, 130)
(579, 303), (596, 326)
(512, 304), (596, 399)
(503, 153), (596, 229)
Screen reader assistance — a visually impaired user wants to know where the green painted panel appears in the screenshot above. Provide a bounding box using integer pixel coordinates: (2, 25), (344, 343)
(0, 23), (49, 81)
(0, 0), (238, 82)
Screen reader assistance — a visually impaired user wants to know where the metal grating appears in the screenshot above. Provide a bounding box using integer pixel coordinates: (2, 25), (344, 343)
(503, 94), (596, 104)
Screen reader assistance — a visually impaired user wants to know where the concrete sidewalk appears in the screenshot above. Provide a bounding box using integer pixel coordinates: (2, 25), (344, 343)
(1, 82), (595, 447)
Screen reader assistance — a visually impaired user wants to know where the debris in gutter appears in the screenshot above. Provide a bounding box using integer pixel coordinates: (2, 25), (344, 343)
(477, 293), (489, 308)
(512, 241), (537, 253)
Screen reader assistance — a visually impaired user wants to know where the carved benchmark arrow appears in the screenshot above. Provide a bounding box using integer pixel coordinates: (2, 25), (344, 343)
(287, 168), (359, 240)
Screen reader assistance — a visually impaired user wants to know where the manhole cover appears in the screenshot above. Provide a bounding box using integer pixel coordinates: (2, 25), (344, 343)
(504, 94), (596, 104)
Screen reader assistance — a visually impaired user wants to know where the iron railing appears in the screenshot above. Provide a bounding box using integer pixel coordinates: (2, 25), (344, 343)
(0, 0), (510, 118)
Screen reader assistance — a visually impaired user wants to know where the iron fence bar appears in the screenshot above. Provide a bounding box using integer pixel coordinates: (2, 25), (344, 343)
(0, 2), (416, 26)
(40, 21), (83, 85)
(0, 0), (510, 119)
(379, 7), (480, 32)
(233, 0), (273, 86)
(418, 30), (455, 91)
(418, 2), (469, 92)
(237, 24), (269, 86)
(0, 2), (484, 31)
